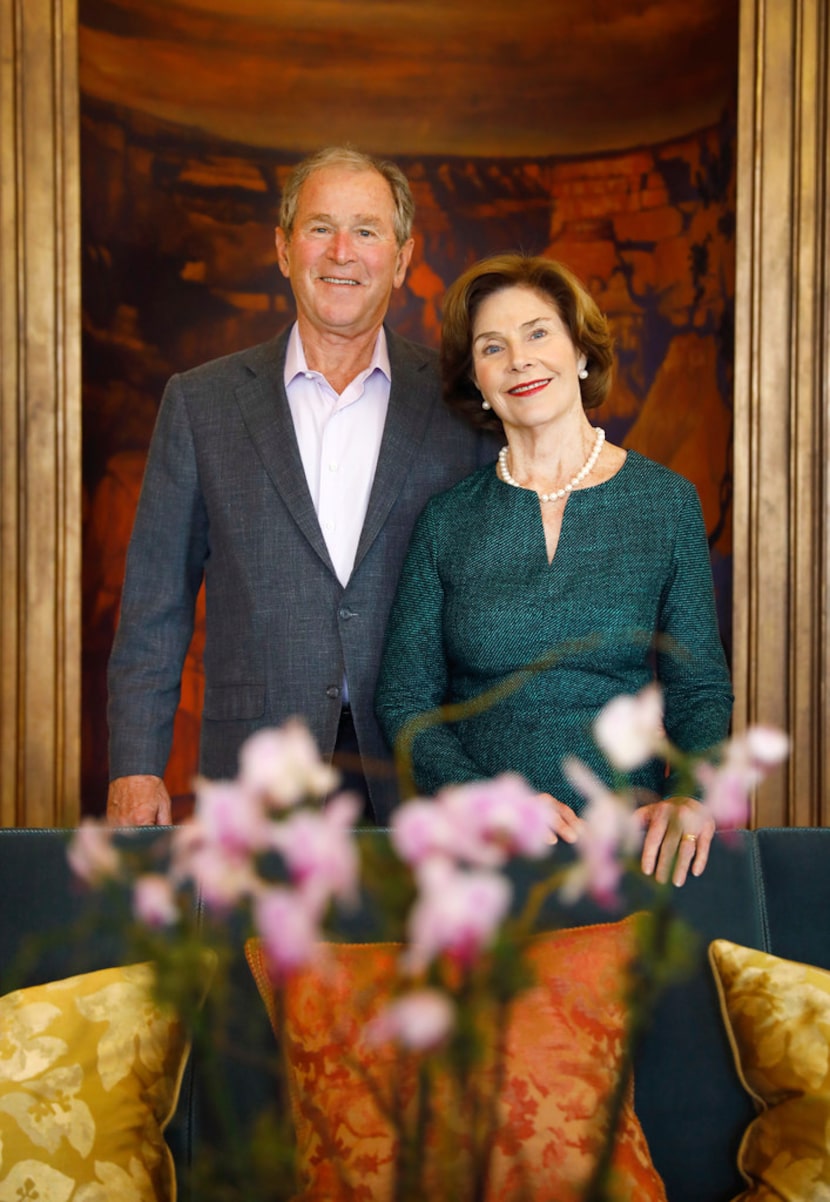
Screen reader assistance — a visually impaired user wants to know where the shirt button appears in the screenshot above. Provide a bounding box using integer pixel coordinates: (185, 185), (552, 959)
(325, 685), (341, 699)
(328, 461), (339, 472)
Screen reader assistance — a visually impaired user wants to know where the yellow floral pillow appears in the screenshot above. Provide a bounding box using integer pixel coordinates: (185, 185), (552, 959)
(247, 918), (667, 1202)
(0, 962), (192, 1202)
(709, 939), (830, 1201)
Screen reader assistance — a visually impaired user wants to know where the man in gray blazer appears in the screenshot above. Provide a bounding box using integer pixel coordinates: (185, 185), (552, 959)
(106, 146), (492, 827)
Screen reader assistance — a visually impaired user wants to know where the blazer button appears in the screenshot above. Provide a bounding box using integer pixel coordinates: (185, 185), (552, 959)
(325, 685), (341, 699)
(338, 607), (356, 620)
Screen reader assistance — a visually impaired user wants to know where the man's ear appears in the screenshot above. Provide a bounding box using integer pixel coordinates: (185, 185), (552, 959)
(274, 226), (291, 278)
(392, 238), (415, 288)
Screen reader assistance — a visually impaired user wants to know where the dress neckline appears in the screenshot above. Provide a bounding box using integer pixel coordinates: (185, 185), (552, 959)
(493, 446), (633, 500)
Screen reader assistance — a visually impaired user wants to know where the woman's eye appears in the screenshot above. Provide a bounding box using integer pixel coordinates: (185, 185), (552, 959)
(529, 327), (547, 340)
(481, 344), (501, 356)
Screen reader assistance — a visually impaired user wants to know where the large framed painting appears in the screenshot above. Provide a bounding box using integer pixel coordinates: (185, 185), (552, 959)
(79, 0), (739, 815)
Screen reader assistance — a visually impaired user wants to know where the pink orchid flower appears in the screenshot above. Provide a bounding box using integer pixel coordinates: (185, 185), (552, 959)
(268, 793), (361, 913)
(696, 762), (751, 829)
(173, 779), (269, 909)
(364, 989), (455, 1051)
(169, 814), (260, 909)
(183, 839), (260, 911)
(561, 757), (644, 907)
(742, 725), (791, 771)
(254, 885), (321, 980)
(67, 820), (120, 885)
(392, 775), (555, 870)
(698, 725), (791, 829)
(192, 778), (269, 857)
(404, 858), (512, 972)
(390, 798), (458, 867)
(441, 774), (556, 865)
(238, 721), (339, 808)
(593, 684), (666, 772)
(133, 873), (179, 928)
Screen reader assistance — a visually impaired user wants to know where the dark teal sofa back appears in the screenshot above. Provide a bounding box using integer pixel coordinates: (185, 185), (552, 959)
(0, 826), (828, 1202)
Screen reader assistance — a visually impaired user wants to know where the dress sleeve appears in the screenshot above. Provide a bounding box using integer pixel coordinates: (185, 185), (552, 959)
(656, 487), (733, 794)
(107, 374), (208, 779)
(375, 503), (489, 796)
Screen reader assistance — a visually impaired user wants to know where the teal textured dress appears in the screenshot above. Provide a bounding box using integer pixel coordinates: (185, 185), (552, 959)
(375, 451), (733, 812)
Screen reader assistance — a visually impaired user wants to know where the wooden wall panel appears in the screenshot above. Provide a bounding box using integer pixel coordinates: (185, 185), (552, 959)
(0, 0), (81, 826)
(734, 0), (830, 826)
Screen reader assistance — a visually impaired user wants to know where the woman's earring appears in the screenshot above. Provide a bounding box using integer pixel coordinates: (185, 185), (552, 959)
(578, 367), (589, 380)
(481, 399), (491, 410)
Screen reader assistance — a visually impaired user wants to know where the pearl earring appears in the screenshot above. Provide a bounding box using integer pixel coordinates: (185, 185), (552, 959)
(578, 367), (588, 380)
(481, 399), (491, 410)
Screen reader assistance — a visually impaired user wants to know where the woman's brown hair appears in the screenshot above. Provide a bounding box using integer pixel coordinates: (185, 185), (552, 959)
(440, 254), (614, 433)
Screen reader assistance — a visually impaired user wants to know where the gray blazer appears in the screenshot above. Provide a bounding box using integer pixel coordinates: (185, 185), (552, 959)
(107, 327), (493, 822)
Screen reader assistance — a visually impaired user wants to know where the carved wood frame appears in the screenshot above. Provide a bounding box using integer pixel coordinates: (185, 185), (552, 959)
(734, 0), (830, 825)
(0, 0), (80, 826)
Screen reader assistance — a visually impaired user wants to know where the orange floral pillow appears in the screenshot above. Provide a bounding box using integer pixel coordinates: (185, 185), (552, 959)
(246, 918), (666, 1201)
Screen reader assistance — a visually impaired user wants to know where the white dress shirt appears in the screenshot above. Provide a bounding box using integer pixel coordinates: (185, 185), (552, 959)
(284, 322), (391, 588)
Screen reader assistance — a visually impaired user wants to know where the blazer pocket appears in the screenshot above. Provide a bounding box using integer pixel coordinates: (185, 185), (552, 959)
(203, 683), (265, 721)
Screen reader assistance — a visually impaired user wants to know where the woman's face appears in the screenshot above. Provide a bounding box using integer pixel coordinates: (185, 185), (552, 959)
(470, 285), (586, 434)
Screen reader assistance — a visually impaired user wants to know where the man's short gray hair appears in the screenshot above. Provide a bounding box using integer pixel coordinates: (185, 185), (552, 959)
(278, 146), (415, 248)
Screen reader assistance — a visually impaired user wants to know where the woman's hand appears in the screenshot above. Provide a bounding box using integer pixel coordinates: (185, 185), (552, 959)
(636, 798), (715, 886)
(541, 794), (584, 845)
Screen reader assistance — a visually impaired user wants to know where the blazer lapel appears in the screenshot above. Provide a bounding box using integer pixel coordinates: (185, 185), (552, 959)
(234, 333), (336, 575)
(354, 329), (437, 571)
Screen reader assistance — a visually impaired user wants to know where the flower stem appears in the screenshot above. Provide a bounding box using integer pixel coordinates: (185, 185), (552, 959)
(581, 894), (676, 1202)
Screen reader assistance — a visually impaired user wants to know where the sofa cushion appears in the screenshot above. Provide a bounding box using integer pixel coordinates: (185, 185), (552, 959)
(0, 828), (201, 1180)
(709, 938), (830, 1201)
(0, 962), (191, 1201)
(246, 917), (667, 1201)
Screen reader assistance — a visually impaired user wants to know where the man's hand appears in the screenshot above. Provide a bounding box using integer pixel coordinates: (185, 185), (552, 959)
(107, 775), (173, 827)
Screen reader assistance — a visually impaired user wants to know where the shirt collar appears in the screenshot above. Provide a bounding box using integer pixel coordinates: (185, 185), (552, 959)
(284, 323), (391, 387)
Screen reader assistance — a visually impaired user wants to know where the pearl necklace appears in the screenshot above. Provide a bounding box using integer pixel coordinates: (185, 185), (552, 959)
(498, 427), (606, 503)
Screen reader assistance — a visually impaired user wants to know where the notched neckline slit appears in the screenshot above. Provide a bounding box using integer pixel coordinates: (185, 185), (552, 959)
(494, 449), (630, 567)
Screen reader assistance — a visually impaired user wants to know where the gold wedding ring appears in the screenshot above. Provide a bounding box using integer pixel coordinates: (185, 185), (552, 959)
(680, 832), (697, 845)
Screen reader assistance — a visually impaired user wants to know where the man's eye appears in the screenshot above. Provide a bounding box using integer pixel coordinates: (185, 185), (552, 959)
(357, 228), (376, 238)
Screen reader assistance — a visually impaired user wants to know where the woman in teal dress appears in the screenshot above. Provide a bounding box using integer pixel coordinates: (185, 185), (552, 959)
(375, 254), (733, 885)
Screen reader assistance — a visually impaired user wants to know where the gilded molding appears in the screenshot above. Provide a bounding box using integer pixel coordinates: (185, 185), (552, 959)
(734, 0), (830, 825)
(0, 0), (81, 826)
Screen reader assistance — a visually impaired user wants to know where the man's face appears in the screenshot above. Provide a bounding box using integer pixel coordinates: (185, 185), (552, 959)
(275, 166), (414, 342)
